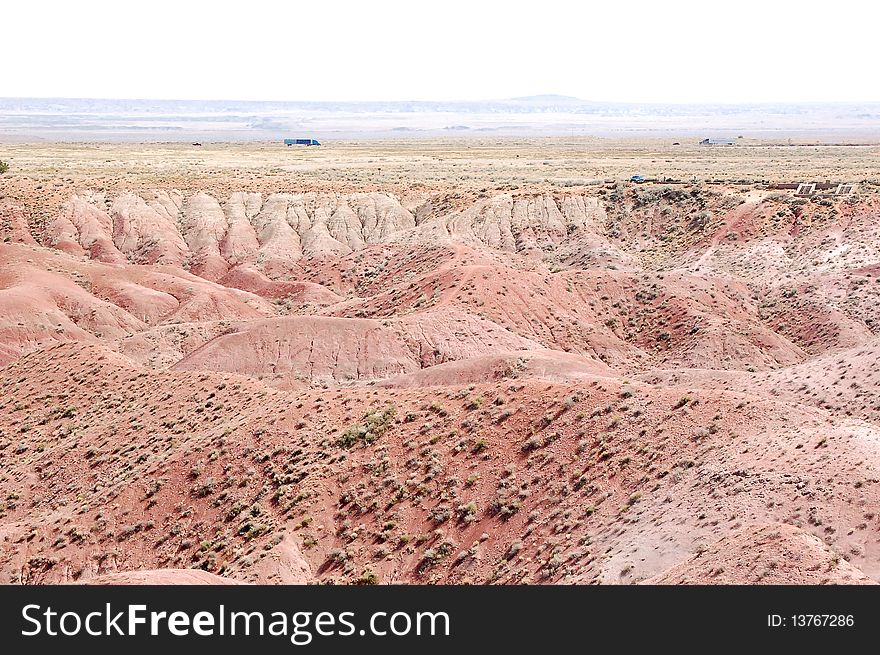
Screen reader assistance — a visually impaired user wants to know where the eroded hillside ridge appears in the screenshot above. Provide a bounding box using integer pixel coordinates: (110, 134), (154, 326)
(32, 186), (880, 275)
(41, 190), (619, 274)
(3, 187), (880, 378)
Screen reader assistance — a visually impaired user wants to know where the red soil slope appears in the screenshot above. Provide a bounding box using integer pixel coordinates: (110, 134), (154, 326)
(2, 185), (880, 585)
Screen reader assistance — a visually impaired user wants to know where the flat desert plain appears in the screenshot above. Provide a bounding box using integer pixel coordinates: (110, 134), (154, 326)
(1, 138), (880, 585)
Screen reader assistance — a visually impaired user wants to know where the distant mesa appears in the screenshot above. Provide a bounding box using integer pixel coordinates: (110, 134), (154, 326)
(509, 94), (589, 104)
(2, 97), (877, 140)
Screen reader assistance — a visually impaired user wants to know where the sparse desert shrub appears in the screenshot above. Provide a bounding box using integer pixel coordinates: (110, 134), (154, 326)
(521, 435), (542, 452)
(338, 404), (397, 448)
(0, 161), (8, 174)
(457, 501), (478, 522)
(689, 211), (711, 230)
(237, 519), (269, 539)
(633, 186), (670, 206)
(490, 492), (522, 519)
(428, 504), (452, 524)
(419, 540), (456, 572)
(144, 479), (165, 499)
(192, 477), (216, 497)
(465, 396), (483, 410)
(357, 568), (379, 585)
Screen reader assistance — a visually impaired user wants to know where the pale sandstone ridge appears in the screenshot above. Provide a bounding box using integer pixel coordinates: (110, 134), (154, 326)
(44, 190), (632, 273)
(111, 191), (189, 265)
(221, 192), (262, 264)
(47, 192), (125, 263)
(180, 191), (230, 280)
(403, 193), (633, 266)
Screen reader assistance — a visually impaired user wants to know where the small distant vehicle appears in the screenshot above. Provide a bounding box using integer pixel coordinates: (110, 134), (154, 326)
(630, 175), (646, 183)
(284, 138), (321, 146)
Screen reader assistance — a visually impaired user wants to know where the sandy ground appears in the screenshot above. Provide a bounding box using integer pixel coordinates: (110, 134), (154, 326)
(2, 139), (878, 215)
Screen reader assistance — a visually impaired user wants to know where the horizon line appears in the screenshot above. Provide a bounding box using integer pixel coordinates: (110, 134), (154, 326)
(3, 95), (880, 107)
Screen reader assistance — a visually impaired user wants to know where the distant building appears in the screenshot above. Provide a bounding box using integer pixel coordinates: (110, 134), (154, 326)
(699, 138), (736, 146)
(794, 182), (857, 197)
(796, 183), (816, 196)
(284, 138), (321, 146)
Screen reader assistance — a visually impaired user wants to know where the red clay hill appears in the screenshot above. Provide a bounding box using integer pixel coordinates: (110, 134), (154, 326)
(2, 184), (880, 585)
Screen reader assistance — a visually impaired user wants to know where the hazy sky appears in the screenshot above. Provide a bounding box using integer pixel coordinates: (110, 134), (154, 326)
(4, 0), (876, 103)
